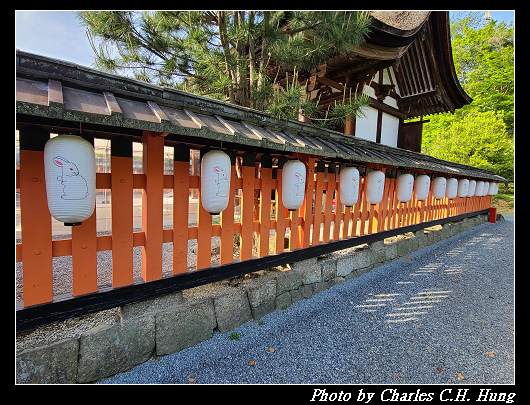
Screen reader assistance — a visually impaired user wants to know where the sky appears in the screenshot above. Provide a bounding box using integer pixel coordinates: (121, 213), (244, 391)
(15, 10), (515, 70)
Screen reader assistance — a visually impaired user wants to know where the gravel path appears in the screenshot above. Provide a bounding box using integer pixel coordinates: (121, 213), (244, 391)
(101, 216), (514, 384)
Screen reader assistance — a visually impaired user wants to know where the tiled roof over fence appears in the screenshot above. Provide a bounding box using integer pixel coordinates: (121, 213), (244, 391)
(16, 50), (505, 182)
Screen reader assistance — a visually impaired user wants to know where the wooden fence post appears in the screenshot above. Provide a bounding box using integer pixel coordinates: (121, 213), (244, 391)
(220, 149), (236, 265)
(71, 134), (98, 296)
(110, 136), (134, 288)
(240, 151), (255, 261)
(275, 156), (287, 254)
(312, 160), (325, 245)
(19, 126), (53, 307)
(173, 143), (190, 274)
(141, 131), (164, 282)
(258, 154), (273, 256)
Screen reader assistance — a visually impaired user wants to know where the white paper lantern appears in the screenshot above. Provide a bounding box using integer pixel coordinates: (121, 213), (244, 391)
(446, 178), (458, 200)
(457, 179), (470, 198)
(397, 173), (414, 203)
(282, 159), (306, 211)
(483, 182), (490, 196)
(432, 177), (447, 200)
(488, 182), (498, 196)
(415, 175), (431, 201)
(365, 170), (385, 205)
(467, 180), (477, 197)
(43, 135), (96, 226)
(339, 167), (360, 207)
(475, 181), (485, 197)
(200, 150), (231, 214)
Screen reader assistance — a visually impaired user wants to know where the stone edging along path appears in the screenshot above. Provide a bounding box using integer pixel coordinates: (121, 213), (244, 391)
(16, 214), (488, 383)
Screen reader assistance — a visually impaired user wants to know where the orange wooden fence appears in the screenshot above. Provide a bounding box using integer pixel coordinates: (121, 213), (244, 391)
(16, 128), (492, 308)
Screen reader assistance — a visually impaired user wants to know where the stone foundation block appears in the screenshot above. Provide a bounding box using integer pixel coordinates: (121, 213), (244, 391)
(300, 263), (322, 285)
(213, 289), (252, 333)
(320, 258), (338, 281)
(353, 247), (373, 269)
(370, 240), (386, 265)
(290, 288), (303, 304)
(312, 281), (329, 295)
(396, 237), (413, 257)
(16, 338), (78, 384)
(329, 276), (346, 287)
(414, 230), (427, 249)
(155, 299), (216, 356)
(298, 284), (313, 299)
(275, 268), (303, 296)
(77, 316), (155, 383)
(251, 301), (275, 320)
(336, 255), (354, 277)
(275, 291), (292, 309)
(243, 278), (276, 309)
(384, 242), (398, 261)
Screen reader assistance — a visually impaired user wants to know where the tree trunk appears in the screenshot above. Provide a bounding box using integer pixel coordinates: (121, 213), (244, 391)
(217, 11), (235, 104)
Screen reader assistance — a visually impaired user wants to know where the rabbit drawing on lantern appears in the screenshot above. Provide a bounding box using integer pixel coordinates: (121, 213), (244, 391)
(53, 156), (89, 200)
(294, 172), (305, 196)
(213, 166), (229, 197)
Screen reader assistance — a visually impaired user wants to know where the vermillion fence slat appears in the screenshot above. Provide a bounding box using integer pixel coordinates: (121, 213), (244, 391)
(342, 205), (351, 239)
(19, 126), (53, 307)
(172, 144), (190, 274)
(333, 166), (343, 242)
(240, 152), (255, 261)
(368, 198), (376, 234)
(312, 163), (325, 245)
(71, 213), (98, 295)
(141, 131), (164, 282)
(220, 159), (236, 265)
(275, 164), (286, 254)
(71, 135), (98, 296)
(359, 177), (369, 236)
(111, 136), (134, 288)
(196, 174), (212, 270)
(258, 155), (273, 257)
(351, 177), (363, 237)
(298, 157), (314, 248)
(17, 134), (496, 308)
(323, 165), (336, 243)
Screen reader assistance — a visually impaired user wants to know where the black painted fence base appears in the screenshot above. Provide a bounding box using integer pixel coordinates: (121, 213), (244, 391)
(16, 209), (491, 332)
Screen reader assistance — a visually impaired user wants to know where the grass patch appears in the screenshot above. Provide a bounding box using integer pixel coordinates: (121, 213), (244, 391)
(492, 193), (514, 214)
(229, 332), (240, 341)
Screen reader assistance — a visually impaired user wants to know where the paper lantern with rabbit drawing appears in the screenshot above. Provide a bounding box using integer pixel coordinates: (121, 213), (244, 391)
(200, 150), (231, 214)
(43, 135), (96, 225)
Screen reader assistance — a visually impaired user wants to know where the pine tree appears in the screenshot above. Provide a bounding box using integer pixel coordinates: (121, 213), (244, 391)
(76, 11), (372, 126)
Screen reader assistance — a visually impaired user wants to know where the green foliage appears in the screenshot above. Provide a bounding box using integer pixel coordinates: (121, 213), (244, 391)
(263, 69), (370, 126)
(422, 111), (513, 179)
(75, 11), (372, 126)
(421, 13), (514, 178)
(451, 14), (514, 134)
(229, 332), (240, 341)
(268, 11), (372, 71)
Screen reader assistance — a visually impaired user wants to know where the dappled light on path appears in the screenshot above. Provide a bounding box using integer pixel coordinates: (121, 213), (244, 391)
(353, 228), (505, 325)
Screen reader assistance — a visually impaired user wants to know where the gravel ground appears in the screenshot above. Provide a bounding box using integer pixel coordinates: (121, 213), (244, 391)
(16, 233), (228, 302)
(101, 215), (514, 384)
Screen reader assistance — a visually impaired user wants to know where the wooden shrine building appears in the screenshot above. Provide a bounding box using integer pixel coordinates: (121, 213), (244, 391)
(270, 11), (472, 152)
(16, 11), (504, 331)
